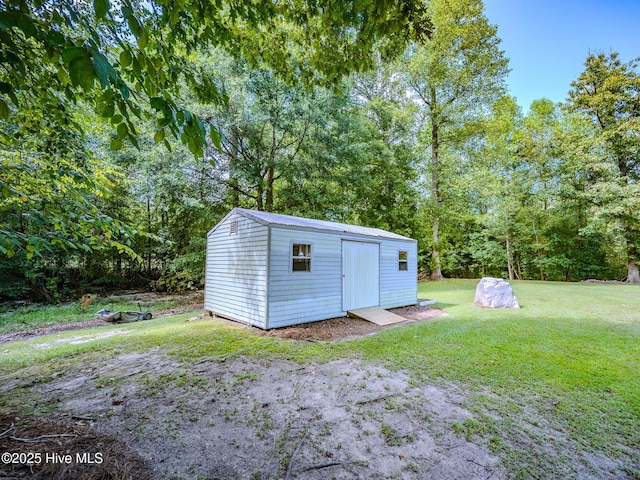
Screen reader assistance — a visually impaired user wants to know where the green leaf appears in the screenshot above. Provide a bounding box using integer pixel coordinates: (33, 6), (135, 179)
(111, 114), (123, 124)
(117, 122), (127, 139)
(128, 133), (139, 149)
(209, 125), (222, 150)
(0, 99), (9, 119)
(118, 81), (130, 100)
(101, 103), (114, 118)
(93, 0), (110, 19)
(150, 96), (164, 111)
(69, 55), (96, 90)
(187, 138), (197, 155)
(92, 51), (117, 87)
(46, 30), (66, 47)
(154, 129), (165, 143)
(62, 47), (86, 67)
(131, 56), (141, 77)
(137, 28), (148, 49)
(120, 49), (132, 67)
(57, 67), (70, 86)
(127, 15), (141, 37)
(121, 5), (132, 19)
(195, 116), (206, 137)
(110, 138), (123, 150)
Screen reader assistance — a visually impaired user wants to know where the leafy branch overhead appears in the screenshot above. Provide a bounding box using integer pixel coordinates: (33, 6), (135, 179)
(0, 0), (431, 156)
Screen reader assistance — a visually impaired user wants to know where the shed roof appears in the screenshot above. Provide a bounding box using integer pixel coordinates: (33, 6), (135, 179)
(225, 208), (415, 241)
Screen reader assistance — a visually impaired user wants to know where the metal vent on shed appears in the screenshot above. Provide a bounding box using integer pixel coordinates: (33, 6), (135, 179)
(230, 221), (238, 235)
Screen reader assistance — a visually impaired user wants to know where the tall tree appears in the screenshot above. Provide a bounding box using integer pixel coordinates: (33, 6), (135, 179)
(403, 0), (508, 279)
(349, 64), (420, 234)
(200, 53), (340, 213)
(473, 96), (526, 280)
(567, 52), (640, 283)
(0, 106), (140, 299)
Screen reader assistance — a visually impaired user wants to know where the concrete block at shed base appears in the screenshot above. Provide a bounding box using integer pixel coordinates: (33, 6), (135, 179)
(474, 277), (520, 309)
(417, 299), (436, 307)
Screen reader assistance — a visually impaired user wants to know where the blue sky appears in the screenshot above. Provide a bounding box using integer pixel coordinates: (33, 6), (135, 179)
(483, 0), (640, 112)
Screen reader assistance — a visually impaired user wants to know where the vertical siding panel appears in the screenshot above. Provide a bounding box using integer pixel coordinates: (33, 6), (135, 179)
(268, 228), (343, 327)
(205, 212), (268, 328)
(379, 240), (418, 308)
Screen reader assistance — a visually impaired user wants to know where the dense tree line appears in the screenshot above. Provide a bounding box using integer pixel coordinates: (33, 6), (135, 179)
(1, 0), (638, 300)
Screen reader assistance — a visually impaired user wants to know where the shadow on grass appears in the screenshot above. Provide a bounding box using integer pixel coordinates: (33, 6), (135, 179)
(430, 302), (460, 309)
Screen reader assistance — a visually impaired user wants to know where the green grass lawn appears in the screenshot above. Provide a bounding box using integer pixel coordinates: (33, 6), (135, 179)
(0, 280), (638, 478)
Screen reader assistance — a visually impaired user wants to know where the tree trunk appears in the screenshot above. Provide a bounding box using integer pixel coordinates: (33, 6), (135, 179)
(429, 87), (444, 281)
(430, 217), (444, 280)
(256, 182), (264, 211)
(147, 197), (152, 276)
(516, 256), (522, 280)
(532, 217), (544, 280)
(265, 166), (275, 212)
(505, 229), (514, 281)
(623, 222), (640, 283)
(628, 260), (640, 284)
(228, 127), (240, 207)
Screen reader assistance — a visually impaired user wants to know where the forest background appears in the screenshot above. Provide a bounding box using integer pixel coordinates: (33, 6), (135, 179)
(1, 0), (639, 301)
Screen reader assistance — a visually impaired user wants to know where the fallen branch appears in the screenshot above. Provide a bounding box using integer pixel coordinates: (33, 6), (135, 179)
(357, 394), (399, 405)
(467, 458), (492, 469)
(352, 393), (399, 406)
(299, 462), (342, 472)
(0, 426), (15, 439)
(284, 431), (307, 480)
(9, 434), (78, 443)
(70, 415), (96, 422)
(286, 367), (306, 374)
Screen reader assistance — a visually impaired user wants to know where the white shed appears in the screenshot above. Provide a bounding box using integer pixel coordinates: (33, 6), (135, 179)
(205, 208), (418, 329)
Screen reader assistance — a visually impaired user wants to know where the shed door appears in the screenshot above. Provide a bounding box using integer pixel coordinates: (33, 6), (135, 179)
(342, 241), (380, 311)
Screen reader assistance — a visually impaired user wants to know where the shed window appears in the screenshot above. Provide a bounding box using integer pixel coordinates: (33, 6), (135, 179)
(292, 244), (311, 272)
(398, 251), (408, 271)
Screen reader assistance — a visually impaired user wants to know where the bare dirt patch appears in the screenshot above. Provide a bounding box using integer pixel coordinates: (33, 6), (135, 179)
(1, 345), (634, 479)
(228, 305), (447, 341)
(2, 349), (503, 480)
(0, 319), (108, 345)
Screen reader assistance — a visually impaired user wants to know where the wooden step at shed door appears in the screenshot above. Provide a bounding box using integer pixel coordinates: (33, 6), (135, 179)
(347, 307), (407, 326)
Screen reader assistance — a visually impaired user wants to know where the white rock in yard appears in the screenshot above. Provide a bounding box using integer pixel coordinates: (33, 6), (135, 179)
(474, 277), (520, 309)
